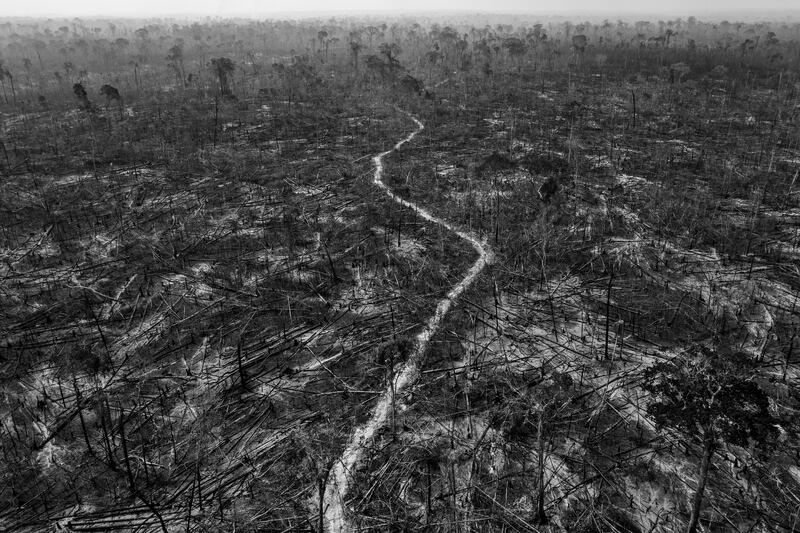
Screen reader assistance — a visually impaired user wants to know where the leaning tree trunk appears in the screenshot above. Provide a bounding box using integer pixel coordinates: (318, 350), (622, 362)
(536, 408), (548, 525)
(686, 435), (715, 533)
(8, 74), (16, 106)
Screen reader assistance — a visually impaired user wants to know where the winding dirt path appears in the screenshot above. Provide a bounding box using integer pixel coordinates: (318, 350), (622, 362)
(323, 111), (494, 532)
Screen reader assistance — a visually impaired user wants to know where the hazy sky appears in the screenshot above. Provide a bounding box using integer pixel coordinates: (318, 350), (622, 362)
(1, 0), (797, 17)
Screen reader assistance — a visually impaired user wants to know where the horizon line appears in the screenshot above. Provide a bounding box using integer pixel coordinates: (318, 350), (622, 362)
(2, 8), (799, 19)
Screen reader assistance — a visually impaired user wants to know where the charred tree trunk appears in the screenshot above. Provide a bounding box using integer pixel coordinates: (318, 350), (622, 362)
(237, 340), (247, 391)
(535, 407), (548, 525)
(686, 435), (715, 533)
(604, 266), (615, 361)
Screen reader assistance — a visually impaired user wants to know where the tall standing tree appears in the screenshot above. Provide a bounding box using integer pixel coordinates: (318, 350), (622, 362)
(73, 82), (90, 109)
(317, 30), (328, 55)
(134, 27), (150, 60)
(0, 61), (8, 104)
(114, 38), (130, 58)
(425, 49), (441, 80)
(502, 37), (527, 72)
(63, 61), (75, 82)
(348, 38), (363, 71)
(100, 84), (122, 118)
(378, 42), (401, 65)
(166, 42), (186, 87)
(643, 346), (779, 533)
(377, 42), (403, 80)
(571, 34), (588, 62)
(209, 57), (235, 96)
(22, 58), (32, 89)
(365, 25), (381, 49)
(33, 40), (47, 71)
(3, 67), (17, 106)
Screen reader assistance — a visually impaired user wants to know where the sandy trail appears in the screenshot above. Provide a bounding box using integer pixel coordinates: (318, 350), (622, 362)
(323, 111), (494, 532)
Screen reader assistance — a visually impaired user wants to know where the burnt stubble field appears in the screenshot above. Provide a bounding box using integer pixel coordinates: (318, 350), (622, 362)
(1, 13), (799, 532)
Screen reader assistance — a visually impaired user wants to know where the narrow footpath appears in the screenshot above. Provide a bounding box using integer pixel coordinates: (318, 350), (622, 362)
(323, 110), (494, 532)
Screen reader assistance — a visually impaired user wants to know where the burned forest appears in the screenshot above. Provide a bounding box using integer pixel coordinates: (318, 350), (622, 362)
(1, 11), (800, 533)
